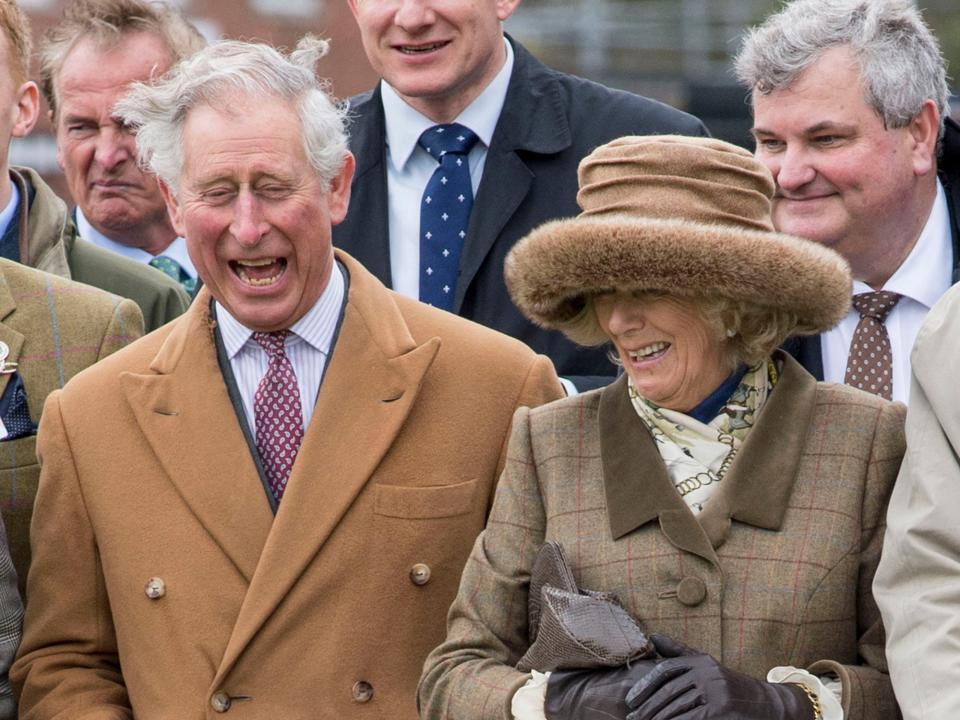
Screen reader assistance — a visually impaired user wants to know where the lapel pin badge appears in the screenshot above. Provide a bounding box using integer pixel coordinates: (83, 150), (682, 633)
(0, 341), (16, 375)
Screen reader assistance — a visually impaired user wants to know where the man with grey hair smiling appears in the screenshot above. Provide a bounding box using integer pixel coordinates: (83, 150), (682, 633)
(735, 0), (957, 404)
(10, 36), (561, 718)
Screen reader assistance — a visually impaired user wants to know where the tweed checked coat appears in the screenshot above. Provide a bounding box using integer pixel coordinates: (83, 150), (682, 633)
(11, 251), (562, 720)
(420, 353), (905, 720)
(0, 257), (143, 592)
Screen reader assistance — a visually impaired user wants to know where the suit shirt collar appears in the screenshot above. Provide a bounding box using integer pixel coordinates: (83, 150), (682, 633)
(75, 207), (197, 279)
(0, 181), (19, 240)
(380, 35), (514, 171)
(216, 262), (345, 360)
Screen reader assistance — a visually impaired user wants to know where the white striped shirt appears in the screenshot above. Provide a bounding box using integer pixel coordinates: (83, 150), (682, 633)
(215, 264), (346, 433)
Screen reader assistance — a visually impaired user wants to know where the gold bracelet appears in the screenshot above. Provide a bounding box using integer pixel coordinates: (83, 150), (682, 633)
(788, 682), (823, 720)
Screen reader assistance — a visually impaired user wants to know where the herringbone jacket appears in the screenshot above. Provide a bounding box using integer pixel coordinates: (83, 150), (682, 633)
(420, 353), (905, 720)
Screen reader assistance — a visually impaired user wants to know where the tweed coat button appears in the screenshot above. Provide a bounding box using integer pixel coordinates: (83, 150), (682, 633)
(409, 563), (432, 586)
(676, 576), (707, 607)
(352, 680), (374, 703)
(210, 691), (231, 712)
(144, 577), (166, 600)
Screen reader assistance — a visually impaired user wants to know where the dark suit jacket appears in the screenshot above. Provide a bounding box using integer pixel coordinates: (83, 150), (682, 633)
(786, 116), (960, 378)
(333, 36), (707, 388)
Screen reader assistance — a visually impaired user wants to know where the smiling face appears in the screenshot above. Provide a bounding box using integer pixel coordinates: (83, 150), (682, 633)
(54, 31), (175, 252)
(751, 46), (938, 287)
(162, 96), (354, 332)
(347, 0), (521, 123)
(594, 291), (731, 412)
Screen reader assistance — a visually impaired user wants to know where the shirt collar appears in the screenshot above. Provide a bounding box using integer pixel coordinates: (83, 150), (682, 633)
(855, 178), (952, 309)
(0, 182), (20, 239)
(76, 208), (196, 278)
(216, 261), (345, 361)
(381, 35), (514, 170)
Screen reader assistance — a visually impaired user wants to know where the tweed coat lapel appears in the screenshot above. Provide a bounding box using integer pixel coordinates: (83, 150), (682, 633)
(454, 38), (572, 313)
(214, 252), (440, 679)
(120, 287), (273, 583)
(0, 268), (23, 401)
(601, 352), (817, 560)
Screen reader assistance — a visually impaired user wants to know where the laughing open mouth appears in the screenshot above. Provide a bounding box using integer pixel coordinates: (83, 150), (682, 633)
(231, 258), (287, 287)
(628, 342), (670, 362)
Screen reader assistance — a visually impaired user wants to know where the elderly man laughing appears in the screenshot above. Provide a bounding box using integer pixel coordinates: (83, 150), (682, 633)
(11, 37), (561, 719)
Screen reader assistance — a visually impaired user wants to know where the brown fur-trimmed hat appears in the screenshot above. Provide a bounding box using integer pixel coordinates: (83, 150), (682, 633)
(505, 135), (851, 344)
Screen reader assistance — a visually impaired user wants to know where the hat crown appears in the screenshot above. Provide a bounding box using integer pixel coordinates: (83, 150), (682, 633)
(576, 135), (776, 233)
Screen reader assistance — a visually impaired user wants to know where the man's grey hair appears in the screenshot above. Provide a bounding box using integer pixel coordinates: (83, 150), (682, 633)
(115, 36), (349, 195)
(40, 0), (206, 119)
(734, 0), (950, 140)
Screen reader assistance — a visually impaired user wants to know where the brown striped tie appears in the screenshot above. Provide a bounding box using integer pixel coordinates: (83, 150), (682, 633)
(843, 291), (901, 400)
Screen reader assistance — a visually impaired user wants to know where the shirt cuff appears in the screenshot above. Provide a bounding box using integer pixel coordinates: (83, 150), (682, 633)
(767, 666), (843, 719)
(558, 377), (579, 396)
(511, 670), (549, 720)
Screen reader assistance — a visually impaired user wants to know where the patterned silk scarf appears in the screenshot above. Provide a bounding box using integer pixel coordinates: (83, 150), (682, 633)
(629, 360), (777, 514)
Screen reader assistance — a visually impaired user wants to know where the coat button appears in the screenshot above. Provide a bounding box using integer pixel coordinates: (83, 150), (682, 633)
(352, 680), (374, 703)
(210, 691), (231, 712)
(144, 577), (166, 600)
(409, 563), (431, 586)
(677, 576), (707, 607)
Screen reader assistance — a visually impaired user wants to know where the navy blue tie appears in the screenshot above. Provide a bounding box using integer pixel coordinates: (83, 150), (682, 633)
(418, 123), (479, 310)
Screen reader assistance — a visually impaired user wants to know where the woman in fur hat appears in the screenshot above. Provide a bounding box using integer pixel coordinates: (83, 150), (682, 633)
(418, 136), (904, 720)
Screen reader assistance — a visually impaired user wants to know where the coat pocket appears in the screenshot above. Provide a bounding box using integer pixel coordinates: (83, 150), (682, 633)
(0, 433), (39, 592)
(373, 478), (480, 519)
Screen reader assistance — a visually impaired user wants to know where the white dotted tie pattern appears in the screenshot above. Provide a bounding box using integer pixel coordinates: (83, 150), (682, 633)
(843, 291), (901, 400)
(253, 331), (304, 503)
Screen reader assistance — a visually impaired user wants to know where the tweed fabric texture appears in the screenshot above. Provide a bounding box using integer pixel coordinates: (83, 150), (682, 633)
(504, 135), (851, 343)
(844, 292), (901, 400)
(0, 257), (142, 593)
(419, 354), (904, 720)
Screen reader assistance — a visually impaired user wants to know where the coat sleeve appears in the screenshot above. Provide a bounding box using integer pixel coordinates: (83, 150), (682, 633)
(419, 405), (547, 720)
(809, 399), (906, 720)
(10, 391), (132, 720)
(873, 289), (960, 720)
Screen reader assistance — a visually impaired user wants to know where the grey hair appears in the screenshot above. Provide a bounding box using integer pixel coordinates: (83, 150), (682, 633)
(735, 0), (950, 141)
(114, 35), (349, 194)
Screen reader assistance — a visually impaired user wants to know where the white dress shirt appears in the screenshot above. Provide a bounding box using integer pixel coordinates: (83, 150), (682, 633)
(0, 182), (19, 238)
(381, 36), (514, 300)
(76, 208), (197, 279)
(820, 180), (953, 403)
(215, 263), (345, 434)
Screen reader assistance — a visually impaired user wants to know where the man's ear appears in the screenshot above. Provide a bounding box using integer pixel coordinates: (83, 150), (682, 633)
(158, 178), (186, 237)
(496, 0), (523, 22)
(908, 99), (940, 177)
(346, 0), (360, 19)
(10, 81), (39, 139)
(328, 152), (355, 226)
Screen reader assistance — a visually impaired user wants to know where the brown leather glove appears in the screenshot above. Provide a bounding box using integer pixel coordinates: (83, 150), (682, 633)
(544, 659), (661, 720)
(624, 635), (816, 720)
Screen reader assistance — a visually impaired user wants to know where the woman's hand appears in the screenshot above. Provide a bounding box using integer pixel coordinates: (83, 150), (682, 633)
(624, 635), (816, 720)
(544, 659), (661, 720)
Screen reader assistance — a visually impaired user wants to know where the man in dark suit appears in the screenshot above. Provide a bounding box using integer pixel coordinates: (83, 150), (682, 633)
(0, 0), (188, 331)
(735, 0), (957, 402)
(335, 0), (706, 391)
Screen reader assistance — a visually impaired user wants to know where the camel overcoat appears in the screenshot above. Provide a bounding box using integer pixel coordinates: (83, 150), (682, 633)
(11, 251), (562, 719)
(420, 354), (905, 720)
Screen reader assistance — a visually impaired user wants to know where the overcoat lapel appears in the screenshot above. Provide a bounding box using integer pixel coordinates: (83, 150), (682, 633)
(0, 270), (23, 401)
(453, 38), (572, 313)
(215, 254), (440, 678)
(120, 289), (273, 583)
(600, 353), (818, 561)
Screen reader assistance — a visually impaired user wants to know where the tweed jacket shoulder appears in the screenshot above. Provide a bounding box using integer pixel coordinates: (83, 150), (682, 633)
(420, 353), (905, 720)
(9, 166), (190, 332)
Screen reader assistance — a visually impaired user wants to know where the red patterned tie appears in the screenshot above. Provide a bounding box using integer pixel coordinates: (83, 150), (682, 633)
(843, 291), (902, 400)
(253, 331), (303, 503)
